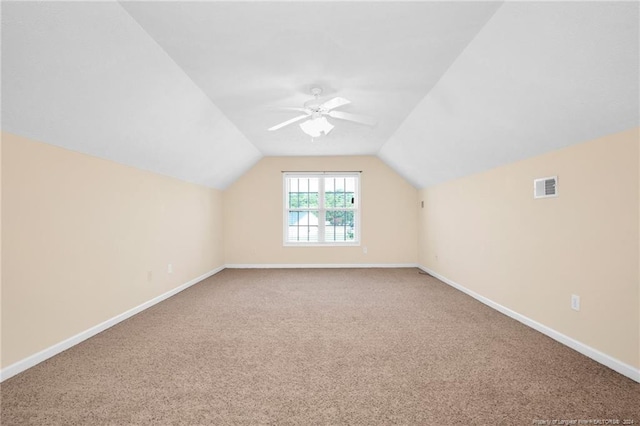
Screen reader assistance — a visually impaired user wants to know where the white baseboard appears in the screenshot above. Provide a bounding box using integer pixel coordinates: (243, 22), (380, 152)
(225, 263), (419, 269)
(0, 266), (225, 382)
(418, 265), (640, 383)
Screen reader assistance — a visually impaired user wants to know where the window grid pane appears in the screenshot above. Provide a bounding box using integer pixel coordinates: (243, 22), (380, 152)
(287, 210), (319, 242)
(325, 210), (355, 242)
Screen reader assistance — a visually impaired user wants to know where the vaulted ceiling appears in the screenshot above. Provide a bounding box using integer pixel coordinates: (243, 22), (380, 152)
(2, 1), (638, 189)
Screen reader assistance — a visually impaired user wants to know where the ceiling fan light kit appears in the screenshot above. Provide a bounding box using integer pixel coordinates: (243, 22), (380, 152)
(268, 86), (376, 139)
(300, 116), (334, 138)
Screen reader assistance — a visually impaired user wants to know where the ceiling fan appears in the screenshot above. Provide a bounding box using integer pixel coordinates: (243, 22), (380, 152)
(268, 87), (376, 138)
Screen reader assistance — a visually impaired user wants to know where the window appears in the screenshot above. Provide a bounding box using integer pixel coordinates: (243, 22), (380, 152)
(284, 172), (360, 245)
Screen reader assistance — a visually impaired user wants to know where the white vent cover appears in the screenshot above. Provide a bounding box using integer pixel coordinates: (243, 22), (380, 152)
(534, 176), (558, 199)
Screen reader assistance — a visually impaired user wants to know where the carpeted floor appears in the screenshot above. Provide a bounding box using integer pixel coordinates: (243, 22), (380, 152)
(1, 268), (638, 425)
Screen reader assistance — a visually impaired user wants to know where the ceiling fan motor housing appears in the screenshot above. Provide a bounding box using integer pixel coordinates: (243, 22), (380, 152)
(304, 87), (324, 111)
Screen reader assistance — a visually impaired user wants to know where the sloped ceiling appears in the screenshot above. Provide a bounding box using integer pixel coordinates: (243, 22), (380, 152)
(2, 1), (638, 189)
(379, 1), (640, 187)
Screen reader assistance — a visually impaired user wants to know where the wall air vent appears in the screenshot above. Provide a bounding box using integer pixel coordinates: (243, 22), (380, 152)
(534, 176), (558, 199)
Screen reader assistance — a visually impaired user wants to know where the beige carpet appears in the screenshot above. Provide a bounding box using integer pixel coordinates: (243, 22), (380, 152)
(1, 268), (638, 425)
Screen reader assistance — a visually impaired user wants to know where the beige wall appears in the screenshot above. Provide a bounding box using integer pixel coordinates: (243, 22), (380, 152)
(224, 156), (418, 265)
(1, 132), (225, 368)
(5, 127), (636, 373)
(419, 128), (640, 368)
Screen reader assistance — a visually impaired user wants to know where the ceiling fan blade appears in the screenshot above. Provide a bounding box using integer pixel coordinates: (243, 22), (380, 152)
(320, 97), (351, 111)
(278, 107), (311, 114)
(268, 114), (310, 131)
(268, 106), (310, 114)
(327, 110), (377, 126)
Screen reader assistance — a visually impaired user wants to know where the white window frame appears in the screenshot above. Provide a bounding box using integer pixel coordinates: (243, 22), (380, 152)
(283, 172), (361, 246)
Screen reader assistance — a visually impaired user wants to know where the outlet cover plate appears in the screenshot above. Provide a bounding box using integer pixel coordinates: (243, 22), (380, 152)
(571, 294), (580, 311)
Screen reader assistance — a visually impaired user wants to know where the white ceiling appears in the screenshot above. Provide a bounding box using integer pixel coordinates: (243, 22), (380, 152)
(2, 1), (638, 189)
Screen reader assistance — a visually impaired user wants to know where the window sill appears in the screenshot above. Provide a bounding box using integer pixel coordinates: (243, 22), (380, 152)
(284, 242), (361, 247)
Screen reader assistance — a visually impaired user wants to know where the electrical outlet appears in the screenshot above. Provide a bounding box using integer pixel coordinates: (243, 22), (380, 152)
(168, 263), (173, 274)
(571, 294), (580, 311)
(363, 246), (368, 254)
(147, 271), (152, 282)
